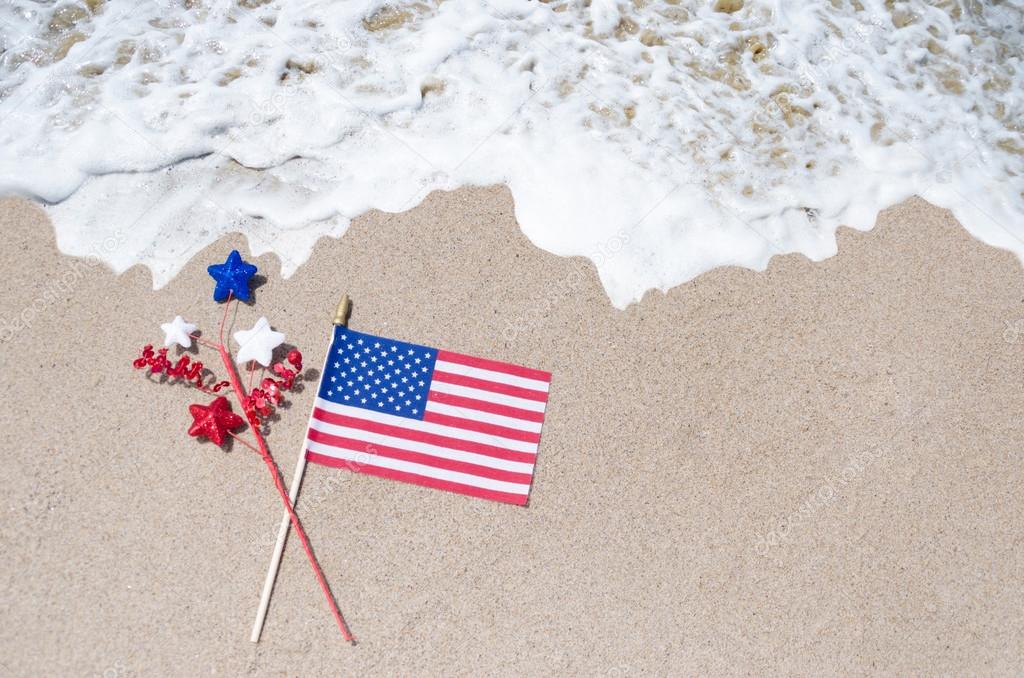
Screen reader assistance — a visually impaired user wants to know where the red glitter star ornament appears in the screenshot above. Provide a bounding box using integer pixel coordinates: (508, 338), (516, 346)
(187, 396), (245, 446)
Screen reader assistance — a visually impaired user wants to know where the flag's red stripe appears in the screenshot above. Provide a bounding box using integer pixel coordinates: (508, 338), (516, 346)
(427, 390), (546, 422)
(436, 350), (551, 383)
(431, 370), (549, 402)
(312, 408), (537, 464)
(306, 428), (534, 485)
(422, 411), (542, 443)
(307, 451), (529, 505)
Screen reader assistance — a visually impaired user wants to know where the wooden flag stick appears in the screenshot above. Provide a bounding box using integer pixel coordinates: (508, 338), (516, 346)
(250, 294), (352, 643)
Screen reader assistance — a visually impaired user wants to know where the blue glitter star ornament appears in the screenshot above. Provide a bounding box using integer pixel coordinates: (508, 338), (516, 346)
(207, 250), (258, 302)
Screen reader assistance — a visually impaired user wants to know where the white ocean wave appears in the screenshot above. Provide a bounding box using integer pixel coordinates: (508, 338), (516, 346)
(0, 0), (1021, 306)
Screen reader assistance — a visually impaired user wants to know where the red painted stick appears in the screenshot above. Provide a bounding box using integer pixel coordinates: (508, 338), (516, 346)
(217, 297), (354, 643)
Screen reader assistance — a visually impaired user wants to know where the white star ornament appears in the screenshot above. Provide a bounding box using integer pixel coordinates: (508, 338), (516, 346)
(233, 317), (285, 367)
(161, 316), (197, 349)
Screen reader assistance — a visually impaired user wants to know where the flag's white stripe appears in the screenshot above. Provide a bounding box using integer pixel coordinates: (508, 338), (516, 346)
(306, 440), (531, 495)
(424, 400), (543, 433)
(314, 398), (539, 454)
(308, 416), (535, 473)
(428, 380), (547, 412)
(433, 360), (550, 393)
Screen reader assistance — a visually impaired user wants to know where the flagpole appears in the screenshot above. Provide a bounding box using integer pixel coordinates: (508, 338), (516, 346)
(250, 294), (352, 643)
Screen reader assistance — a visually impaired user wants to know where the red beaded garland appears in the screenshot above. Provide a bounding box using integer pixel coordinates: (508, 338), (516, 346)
(132, 344), (230, 393)
(241, 353), (305, 425)
(133, 343), (305, 427)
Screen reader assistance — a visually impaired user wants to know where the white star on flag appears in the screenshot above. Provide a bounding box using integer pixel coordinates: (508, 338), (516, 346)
(233, 317), (285, 367)
(160, 315), (197, 348)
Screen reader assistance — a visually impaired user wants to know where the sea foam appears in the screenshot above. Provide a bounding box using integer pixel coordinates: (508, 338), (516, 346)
(0, 0), (1021, 306)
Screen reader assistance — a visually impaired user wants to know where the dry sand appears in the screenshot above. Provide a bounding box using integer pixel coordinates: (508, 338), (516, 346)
(1, 189), (1023, 676)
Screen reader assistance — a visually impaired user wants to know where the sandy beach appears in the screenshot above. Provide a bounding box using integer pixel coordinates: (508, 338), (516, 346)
(2, 189), (1023, 675)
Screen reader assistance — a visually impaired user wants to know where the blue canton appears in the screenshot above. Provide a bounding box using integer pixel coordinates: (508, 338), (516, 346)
(319, 326), (438, 421)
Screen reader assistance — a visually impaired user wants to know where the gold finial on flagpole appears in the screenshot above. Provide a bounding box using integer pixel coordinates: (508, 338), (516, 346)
(333, 294), (351, 327)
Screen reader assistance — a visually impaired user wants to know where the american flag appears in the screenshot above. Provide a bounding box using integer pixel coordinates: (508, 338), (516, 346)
(304, 326), (551, 505)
